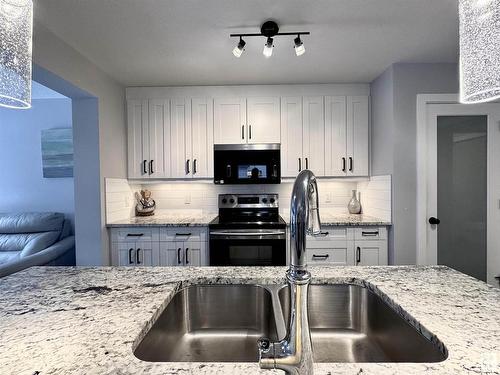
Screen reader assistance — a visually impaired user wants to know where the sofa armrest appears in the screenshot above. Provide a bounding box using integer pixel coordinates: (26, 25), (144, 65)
(0, 236), (75, 278)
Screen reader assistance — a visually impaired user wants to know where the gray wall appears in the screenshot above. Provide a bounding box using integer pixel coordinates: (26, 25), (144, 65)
(32, 22), (127, 265)
(370, 63), (459, 265)
(0, 98), (74, 227)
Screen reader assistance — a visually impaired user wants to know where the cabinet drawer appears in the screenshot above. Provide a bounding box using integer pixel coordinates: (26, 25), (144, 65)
(307, 227), (353, 242)
(354, 227), (387, 240)
(306, 241), (354, 266)
(112, 227), (159, 242)
(160, 227), (207, 242)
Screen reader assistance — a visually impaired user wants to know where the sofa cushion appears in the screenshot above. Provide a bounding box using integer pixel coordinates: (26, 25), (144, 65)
(0, 213), (65, 234)
(0, 251), (20, 265)
(0, 231), (60, 254)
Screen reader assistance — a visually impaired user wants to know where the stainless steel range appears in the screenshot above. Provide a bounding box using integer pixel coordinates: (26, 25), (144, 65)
(208, 194), (286, 266)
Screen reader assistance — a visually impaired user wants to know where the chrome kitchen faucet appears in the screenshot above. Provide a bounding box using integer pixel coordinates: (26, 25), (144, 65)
(258, 169), (322, 375)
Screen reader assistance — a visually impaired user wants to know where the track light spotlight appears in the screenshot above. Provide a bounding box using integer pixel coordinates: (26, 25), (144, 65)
(263, 37), (274, 58)
(232, 37), (246, 58)
(294, 35), (305, 56)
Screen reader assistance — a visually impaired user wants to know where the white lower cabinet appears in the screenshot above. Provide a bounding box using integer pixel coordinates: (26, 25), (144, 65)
(307, 226), (388, 266)
(159, 241), (204, 266)
(111, 227), (208, 266)
(114, 241), (157, 266)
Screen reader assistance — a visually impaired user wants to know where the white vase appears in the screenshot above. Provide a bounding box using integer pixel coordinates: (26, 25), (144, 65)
(348, 189), (361, 214)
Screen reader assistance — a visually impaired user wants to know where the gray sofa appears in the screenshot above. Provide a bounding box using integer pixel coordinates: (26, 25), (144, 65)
(0, 212), (75, 278)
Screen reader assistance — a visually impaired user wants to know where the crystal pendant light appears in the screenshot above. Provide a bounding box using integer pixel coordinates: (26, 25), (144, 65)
(459, 0), (500, 104)
(0, 0), (33, 109)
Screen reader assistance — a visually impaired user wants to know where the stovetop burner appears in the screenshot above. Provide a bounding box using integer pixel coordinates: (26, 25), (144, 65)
(209, 194), (286, 229)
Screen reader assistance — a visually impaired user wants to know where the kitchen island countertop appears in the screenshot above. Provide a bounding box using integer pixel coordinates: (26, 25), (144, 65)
(0, 266), (498, 374)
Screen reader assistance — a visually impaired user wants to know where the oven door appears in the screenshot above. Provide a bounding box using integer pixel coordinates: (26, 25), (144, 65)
(209, 229), (286, 266)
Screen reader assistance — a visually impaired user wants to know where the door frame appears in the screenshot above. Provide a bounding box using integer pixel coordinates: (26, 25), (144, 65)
(416, 94), (500, 285)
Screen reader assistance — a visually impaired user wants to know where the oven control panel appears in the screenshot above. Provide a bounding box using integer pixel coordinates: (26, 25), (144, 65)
(218, 194), (279, 209)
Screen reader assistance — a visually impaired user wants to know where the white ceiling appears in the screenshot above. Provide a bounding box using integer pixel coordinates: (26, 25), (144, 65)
(34, 0), (459, 86)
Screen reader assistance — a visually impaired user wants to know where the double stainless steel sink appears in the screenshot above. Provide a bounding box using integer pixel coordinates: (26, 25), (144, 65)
(134, 284), (447, 363)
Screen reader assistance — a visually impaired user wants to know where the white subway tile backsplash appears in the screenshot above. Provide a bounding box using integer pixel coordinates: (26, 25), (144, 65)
(104, 175), (392, 224)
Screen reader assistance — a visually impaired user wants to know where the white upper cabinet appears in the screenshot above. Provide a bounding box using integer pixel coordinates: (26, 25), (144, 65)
(280, 97), (304, 177)
(347, 96), (369, 176)
(170, 98), (191, 178)
(302, 96), (325, 176)
(214, 97), (247, 144)
(214, 97), (280, 145)
(127, 100), (149, 178)
(148, 99), (170, 178)
(325, 96), (347, 177)
(325, 95), (369, 177)
(191, 98), (214, 178)
(246, 97), (280, 144)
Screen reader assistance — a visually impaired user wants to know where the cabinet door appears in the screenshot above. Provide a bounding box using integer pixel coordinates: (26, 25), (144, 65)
(116, 243), (134, 266)
(303, 96), (325, 176)
(134, 242), (155, 266)
(184, 241), (203, 266)
(307, 240), (355, 266)
(191, 98), (214, 178)
(214, 97), (247, 144)
(170, 98), (192, 178)
(159, 242), (183, 266)
(127, 100), (149, 178)
(246, 97), (280, 144)
(347, 96), (369, 176)
(325, 96), (347, 177)
(280, 97), (303, 177)
(355, 240), (387, 266)
(149, 99), (170, 178)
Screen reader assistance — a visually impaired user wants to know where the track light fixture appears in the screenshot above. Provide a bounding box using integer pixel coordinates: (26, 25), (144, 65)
(230, 21), (309, 58)
(294, 35), (305, 56)
(263, 37), (273, 58)
(232, 37), (246, 58)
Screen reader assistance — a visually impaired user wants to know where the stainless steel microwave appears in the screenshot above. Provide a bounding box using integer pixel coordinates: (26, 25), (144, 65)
(213, 144), (281, 184)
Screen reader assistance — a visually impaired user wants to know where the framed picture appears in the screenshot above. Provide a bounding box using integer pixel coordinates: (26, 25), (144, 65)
(41, 128), (74, 178)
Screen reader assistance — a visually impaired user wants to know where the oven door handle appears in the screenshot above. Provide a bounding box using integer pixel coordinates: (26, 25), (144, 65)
(210, 231), (286, 236)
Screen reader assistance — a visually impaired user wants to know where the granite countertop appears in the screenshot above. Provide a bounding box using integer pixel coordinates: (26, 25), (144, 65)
(1, 266), (499, 374)
(107, 211), (217, 227)
(107, 211), (391, 227)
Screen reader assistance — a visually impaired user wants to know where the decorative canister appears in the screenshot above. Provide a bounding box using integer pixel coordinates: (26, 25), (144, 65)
(348, 189), (361, 214)
(135, 190), (156, 216)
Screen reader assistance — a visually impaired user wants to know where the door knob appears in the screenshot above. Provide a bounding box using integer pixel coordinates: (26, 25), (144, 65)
(429, 217), (441, 225)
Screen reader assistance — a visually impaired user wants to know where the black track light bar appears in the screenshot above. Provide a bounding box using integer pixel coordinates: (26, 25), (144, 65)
(230, 32), (310, 38)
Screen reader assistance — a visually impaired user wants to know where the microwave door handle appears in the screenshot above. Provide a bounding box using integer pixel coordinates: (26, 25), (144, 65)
(273, 164), (277, 177)
(226, 165), (231, 178)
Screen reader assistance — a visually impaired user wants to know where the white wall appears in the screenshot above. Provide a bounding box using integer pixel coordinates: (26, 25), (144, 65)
(0, 98), (74, 227)
(32, 22), (127, 265)
(370, 63), (459, 265)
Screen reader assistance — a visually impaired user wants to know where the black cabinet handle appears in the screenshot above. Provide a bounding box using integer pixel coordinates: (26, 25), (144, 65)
(136, 248), (141, 264)
(143, 160), (147, 174)
(349, 157), (353, 172)
(242, 125), (245, 140)
(312, 254), (329, 259)
(305, 157), (309, 169)
(193, 159), (197, 174)
(128, 248), (134, 264)
(298, 158), (301, 172)
(361, 231), (379, 237)
(126, 233), (144, 237)
(356, 246), (361, 264)
(186, 159), (190, 175)
(342, 157), (346, 172)
(185, 248), (189, 264)
(249, 125), (252, 139)
(177, 248), (182, 265)
(429, 217), (441, 225)
(149, 160), (154, 175)
(318, 231), (329, 237)
(175, 233), (192, 236)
